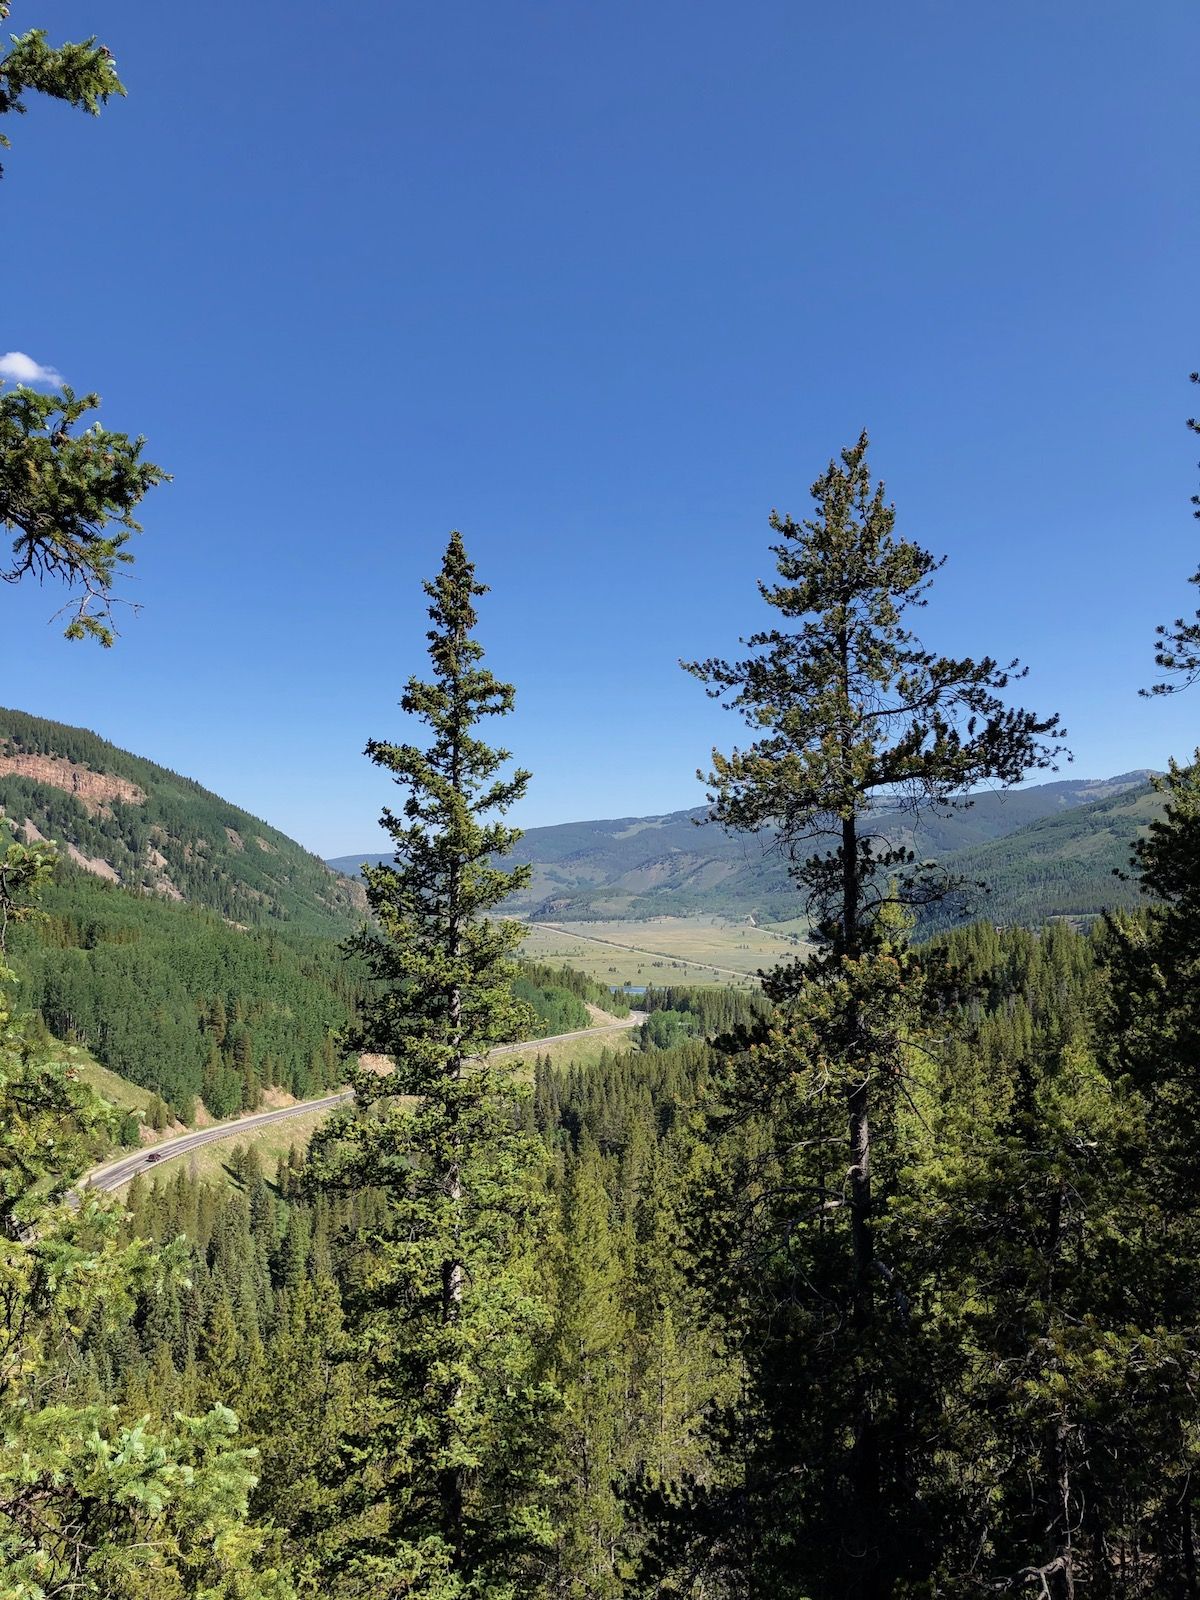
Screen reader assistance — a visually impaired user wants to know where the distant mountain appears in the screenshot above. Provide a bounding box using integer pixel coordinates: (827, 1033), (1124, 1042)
(921, 779), (1165, 934)
(0, 708), (363, 936)
(329, 771), (1156, 924)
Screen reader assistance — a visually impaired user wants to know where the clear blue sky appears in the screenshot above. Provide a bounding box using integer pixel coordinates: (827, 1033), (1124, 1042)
(4, 1), (1197, 856)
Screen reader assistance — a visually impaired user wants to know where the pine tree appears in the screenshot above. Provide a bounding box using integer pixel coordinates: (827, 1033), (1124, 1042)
(1097, 759), (1200, 1584)
(311, 532), (553, 1597)
(1107, 757), (1200, 1188)
(679, 434), (1064, 1597)
(629, 1134), (713, 1495)
(243, 1277), (354, 1587)
(547, 1134), (631, 1598)
(2, 6), (166, 644)
(196, 1292), (242, 1411)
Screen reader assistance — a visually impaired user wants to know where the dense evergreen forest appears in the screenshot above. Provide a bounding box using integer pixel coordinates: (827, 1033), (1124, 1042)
(4, 866), (630, 1127)
(8, 376), (1200, 1600)
(35, 912), (1185, 1598)
(7, 431), (1200, 1596)
(8, 867), (360, 1119)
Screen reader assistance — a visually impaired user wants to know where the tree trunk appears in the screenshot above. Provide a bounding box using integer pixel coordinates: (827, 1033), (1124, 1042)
(842, 807), (885, 1597)
(1041, 1181), (1074, 1600)
(1042, 1420), (1075, 1600)
(439, 967), (466, 1562)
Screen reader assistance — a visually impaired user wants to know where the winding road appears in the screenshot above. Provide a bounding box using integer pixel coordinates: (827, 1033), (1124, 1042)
(85, 1093), (354, 1194)
(82, 1013), (645, 1194)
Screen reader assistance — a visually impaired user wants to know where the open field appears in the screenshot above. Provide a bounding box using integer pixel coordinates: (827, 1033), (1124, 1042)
(517, 915), (809, 987)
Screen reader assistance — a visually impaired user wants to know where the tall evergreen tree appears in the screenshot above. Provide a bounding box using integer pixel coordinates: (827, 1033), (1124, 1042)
(1108, 478), (1200, 1553)
(546, 1133), (631, 1598)
(311, 532), (553, 1597)
(678, 434), (1064, 1597)
(1099, 760), (1200, 1592)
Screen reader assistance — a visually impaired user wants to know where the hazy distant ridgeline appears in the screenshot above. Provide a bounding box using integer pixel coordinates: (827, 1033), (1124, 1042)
(0, 707), (364, 936)
(330, 771), (1158, 926)
(1, 702), (1157, 941)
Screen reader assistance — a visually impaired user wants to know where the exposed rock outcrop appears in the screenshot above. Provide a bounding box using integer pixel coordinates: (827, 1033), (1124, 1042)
(0, 753), (145, 812)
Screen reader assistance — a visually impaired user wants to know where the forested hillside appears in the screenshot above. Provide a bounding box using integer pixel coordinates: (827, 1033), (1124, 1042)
(0, 708), (364, 935)
(921, 779), (1166, 934)
(6, 867), (631, 1128)
(8, 867), (362, 1120)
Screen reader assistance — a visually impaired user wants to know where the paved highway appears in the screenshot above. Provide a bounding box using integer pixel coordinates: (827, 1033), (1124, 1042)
(82, 1013), (645, 1194)
(85, 1093), (354, 1193)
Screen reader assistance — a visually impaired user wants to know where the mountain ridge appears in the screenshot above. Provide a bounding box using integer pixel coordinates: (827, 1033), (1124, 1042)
(328, 770), (1159, 924)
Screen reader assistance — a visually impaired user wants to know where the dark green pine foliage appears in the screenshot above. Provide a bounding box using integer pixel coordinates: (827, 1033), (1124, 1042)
(679, 434), (1064, 1598)
(1095, 758), (1200, 1590)
(311, 533), (553, 1598)
(1, 10), (164, 644)
(9, 870), (361, 1118)
(58, 909), (1200, 1598)
(0, 386), (166, 645)
(538, 1037), (735, 1593)
(1, 2), (125, 176)
(635, 984), (768, 1034)
(905, 923), (1149, 1599)
(1107, 757), (1200, 1183)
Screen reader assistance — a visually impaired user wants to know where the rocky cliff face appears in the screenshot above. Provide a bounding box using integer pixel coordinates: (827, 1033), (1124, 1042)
(0, 752), (145, 813)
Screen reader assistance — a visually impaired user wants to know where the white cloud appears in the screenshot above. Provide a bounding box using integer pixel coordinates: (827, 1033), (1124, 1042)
(0, 351), (65, 387)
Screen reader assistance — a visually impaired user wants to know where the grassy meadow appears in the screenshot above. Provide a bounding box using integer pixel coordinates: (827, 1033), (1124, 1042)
(136, 1110), (335, 1193)
(516, 914), (809, 988)
(64, 1043), (161, 1119)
